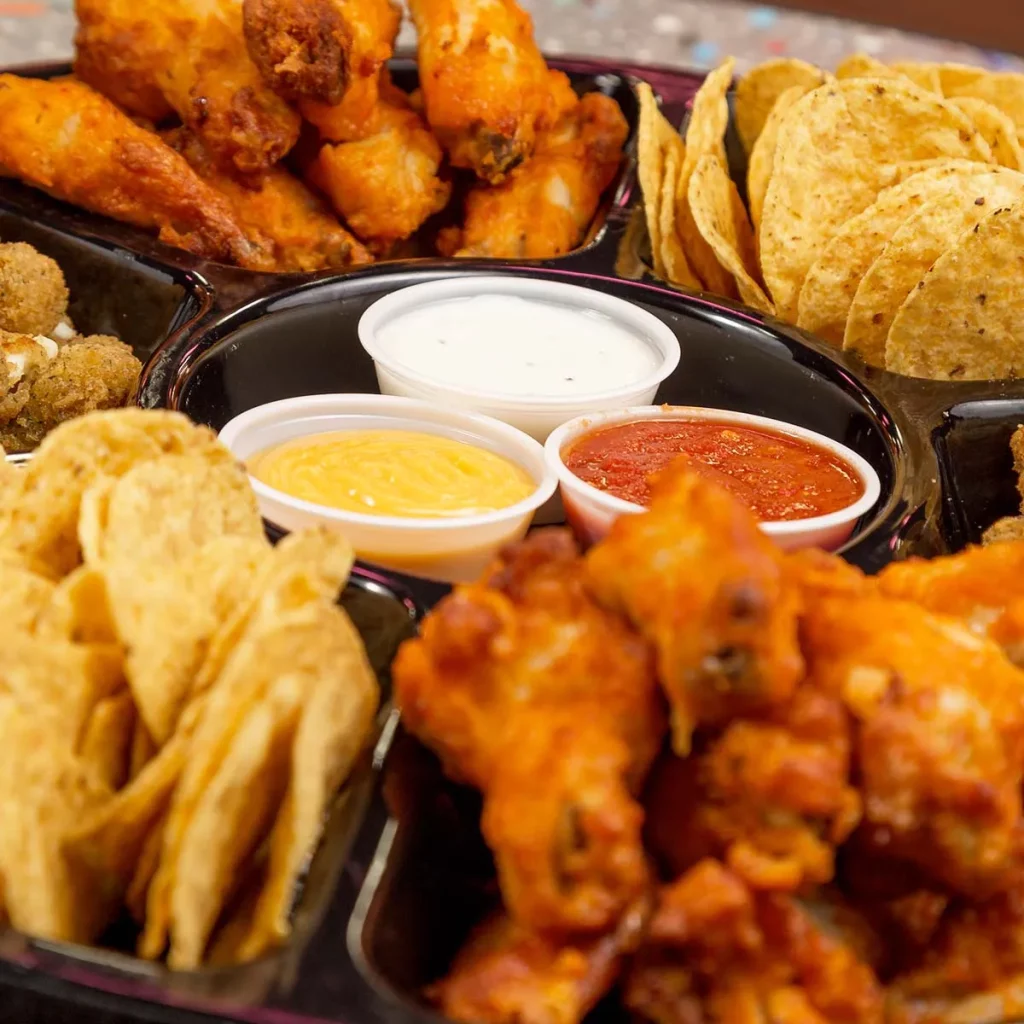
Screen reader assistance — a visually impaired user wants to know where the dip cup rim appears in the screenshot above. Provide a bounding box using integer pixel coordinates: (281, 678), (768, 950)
(544, 404), (883, 537)
(219, 393), (558, 533)
(357, 275), (681, 409)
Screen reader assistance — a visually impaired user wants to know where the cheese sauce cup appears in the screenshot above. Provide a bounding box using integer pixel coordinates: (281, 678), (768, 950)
(546, 406), (881, 551)
(219, 394), (557, 584)
(357, 276), (681, 441)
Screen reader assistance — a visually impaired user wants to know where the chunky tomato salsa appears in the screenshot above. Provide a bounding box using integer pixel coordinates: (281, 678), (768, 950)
(562, 419), (864, 521)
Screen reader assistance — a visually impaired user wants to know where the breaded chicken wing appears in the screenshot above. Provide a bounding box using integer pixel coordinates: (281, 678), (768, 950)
(877, 542), (1024, 666)
(244, 0), (400, 137)
(163, 128), (372, 272)
(393, 529), (664, 935)
(74, 0), (300, 174)
(307, 76), (451, 247)
(408, 0), (577, 181)
(432, 900), (649, 1024)
(443, 91), (627, 260)
(0, 76), (270, 269)
(625, 861), (885, 1024)
(586, 464), (804, 755)
(803, 594), (1024, 898)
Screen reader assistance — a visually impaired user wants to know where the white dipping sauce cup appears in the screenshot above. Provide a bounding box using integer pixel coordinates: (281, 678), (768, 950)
(219, 394), (557, 584)
(545, 406), (882, 551)
(358, 276), (681, 441)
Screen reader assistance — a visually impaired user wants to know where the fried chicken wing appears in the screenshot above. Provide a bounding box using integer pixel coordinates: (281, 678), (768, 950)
(75, 0), (300, 174)
(0, 76), (270, 269)
(625, 861), (885, 1024)
(408, 0), (577, 181)
(163, 128), (372, 272)
(393, 529), (664, 935)
(307, 77), (451, 248)
(432, 899), (649, 1024)
(586, 464), (804, 755)
(442, 91), (627, 260)
(803, 594), (1024, 897)
(877, 542), (1024, 666)
(244, 0), (400, 136)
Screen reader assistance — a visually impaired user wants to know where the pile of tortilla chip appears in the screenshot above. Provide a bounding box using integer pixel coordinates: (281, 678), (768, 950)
(0, 408), (379, 970)
(637, 54), (1024, 381)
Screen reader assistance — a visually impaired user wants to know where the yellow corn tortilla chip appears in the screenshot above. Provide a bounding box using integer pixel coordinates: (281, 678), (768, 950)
(78, 689), (135, 792)
(658, 143), (700, 290)
(796, 161), (1007, 345)
(949, 97), (1024, 170)
(36, 565), (117, 644)
(168, 672), (302, 969)
(126, 810), (167, 924)
(636, 83), (668, 278)
(0, 563), (54, 633)
(942, 71), (1024, 137)
(734, 57), (824, 154)
(886, 203), (1024, 379)
(688, 153), (773, 314)
(0, 697), (113, 942)
(835, 53), (901, 81)
(747, 83), (816, 233)
(760, 78), (992, 319)
(845, 169), (1024, 365)
(238, 607), (379, 960)
(678, 58), (738, 297)
(890, 61), (942, 94)
(937, 63), (988, 95)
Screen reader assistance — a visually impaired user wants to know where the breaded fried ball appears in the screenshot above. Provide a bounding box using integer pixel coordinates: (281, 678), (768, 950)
(0, 328), (49, 424)
(0, 335), (141, 452)
(0, 242), (69, 336)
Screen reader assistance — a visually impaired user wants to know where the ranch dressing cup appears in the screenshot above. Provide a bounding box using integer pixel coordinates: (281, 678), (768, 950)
(357, 276), (681, 442)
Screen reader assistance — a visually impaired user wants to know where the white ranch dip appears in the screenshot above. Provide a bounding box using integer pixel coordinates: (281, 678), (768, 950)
(373, 294), (659, 399)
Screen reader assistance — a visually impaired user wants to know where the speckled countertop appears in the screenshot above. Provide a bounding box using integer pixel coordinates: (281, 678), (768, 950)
(2, 0), (1022, 74)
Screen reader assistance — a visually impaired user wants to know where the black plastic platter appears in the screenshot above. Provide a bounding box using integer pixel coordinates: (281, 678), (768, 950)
(5, 53), (1024, 1024)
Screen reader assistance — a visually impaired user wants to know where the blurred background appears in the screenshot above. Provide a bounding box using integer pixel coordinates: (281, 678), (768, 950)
(1, 0), (1021, 76)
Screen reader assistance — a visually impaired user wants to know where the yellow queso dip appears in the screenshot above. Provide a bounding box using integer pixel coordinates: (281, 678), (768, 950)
(249, 429), (535, 518)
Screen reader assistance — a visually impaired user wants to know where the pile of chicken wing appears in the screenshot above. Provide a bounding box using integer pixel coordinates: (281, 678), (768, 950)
(0, 0), (628, 272)
(394, 461), (1024, 1024)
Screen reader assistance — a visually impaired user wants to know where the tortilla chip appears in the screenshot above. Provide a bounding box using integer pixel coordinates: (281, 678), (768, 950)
(949, 97), (1024, 170)
(761, 78), (992, 319)
(796, 162), (988, 345)
(937, 63), (988, 95)
(636, 83), (668, 277)
(890, 61), (942, 94)
(747, 83), (816, 234)
(845, 169), (1024, 365)
(942, 71), (1024, 137)
(658, 143), (700, 289)
(238, 608), (379, 960)
(37, 565), (118, 644)
(734, 58), (825, 154)
(688, 153), (773, 313)
(78, 690), (135, 792)
(126, 811), (167, 924)
(168, 673), (302, 969)
(835, 53), (901, 81)
(886, 203), (1024, 379)
(0, 563), (54, 633)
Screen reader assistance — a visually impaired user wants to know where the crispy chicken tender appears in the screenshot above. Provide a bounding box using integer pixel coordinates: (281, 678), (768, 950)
(646, 686), (861, 893)
(432, 900), (650, 1024)
(624, 861), (885, 1024)
(0, 243), (69, 337)
(162, 128), (372, 273)
(1, 335), (142, 453)
(74, 0), (300, 174)
(443, 92), (627, 260)
(244, 0), (400, 137)
(586, 464), (804, 755)
(408, 0), (577, 181)
(308, 77), (451, 247)
(393, 529), (664, 935)
(803, 594), (1024, 898)
(0, 77), (271, 269)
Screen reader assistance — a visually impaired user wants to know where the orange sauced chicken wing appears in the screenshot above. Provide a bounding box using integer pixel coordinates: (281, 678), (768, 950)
(408, 0), (578, 181)
(803, 593), (1024, 897)
(393, 529), (664, 935)
(0, 76), (270, 269)
(586, 463), (804, 755)
(74, 0), (300, 173)
(441, 91), (627, 260)
(162, 128), (372, 272)
(307, 81), (452, 249)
